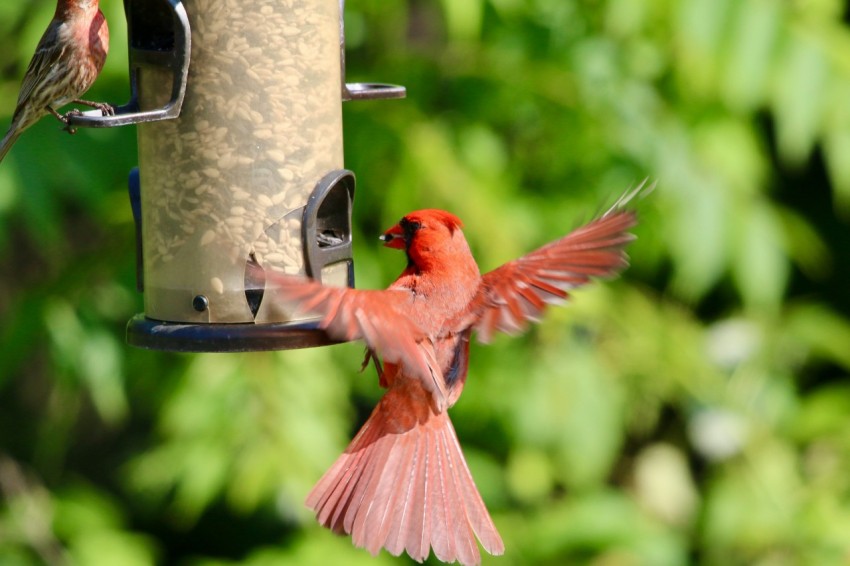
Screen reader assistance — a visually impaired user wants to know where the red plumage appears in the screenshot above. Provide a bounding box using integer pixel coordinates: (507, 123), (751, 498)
(0, 0), (111, 163)
(268, 202), (639, 565)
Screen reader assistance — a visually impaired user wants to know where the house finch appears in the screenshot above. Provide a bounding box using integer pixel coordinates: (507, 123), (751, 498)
(267, 199), (639, 565)
(0, 0), (111, 164)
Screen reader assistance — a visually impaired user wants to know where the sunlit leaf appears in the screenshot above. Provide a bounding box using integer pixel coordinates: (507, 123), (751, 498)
(771, 31), (828, 165)
(721, 0), (781, 111)
(68, 531), (157, 566)
(732, 202), (788, 312)
(701, 441), (801, 558)
(785, 303), (850, 370)
(512, 345), (624, 489)
(675, 0), (734, 95)
(667, 178), (729, 301)
(822, 78), (850, 212)
(440, 0), (484, 41)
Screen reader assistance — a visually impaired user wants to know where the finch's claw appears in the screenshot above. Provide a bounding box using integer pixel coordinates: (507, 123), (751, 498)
(71, 99), (114, 117)
(61, 109), (82, 134)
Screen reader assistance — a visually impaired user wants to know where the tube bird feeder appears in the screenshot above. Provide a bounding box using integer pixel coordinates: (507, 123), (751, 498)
(69, 0), (404, 351)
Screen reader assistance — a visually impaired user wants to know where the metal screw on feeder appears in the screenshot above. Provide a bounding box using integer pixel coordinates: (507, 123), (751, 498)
(68, 0), (405, 352)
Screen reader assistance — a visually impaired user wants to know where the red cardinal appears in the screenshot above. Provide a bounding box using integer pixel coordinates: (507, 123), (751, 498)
(268, 202), (638, 564)
(0, 0), (111, 163)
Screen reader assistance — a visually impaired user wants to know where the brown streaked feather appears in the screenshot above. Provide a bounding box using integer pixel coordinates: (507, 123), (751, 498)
(16, 27), (65, 111)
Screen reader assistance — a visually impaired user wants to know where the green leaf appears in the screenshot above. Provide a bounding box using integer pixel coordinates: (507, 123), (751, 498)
(701, 441), (801, 558)
(732, 202), (788, 312)
(440, 0), (484, 41)
(675, 0), (734, 95)
(822, 77), (850, 212)
(512, 344), (624, 489)
(668, 179), (729, 301)
(785, 303), (850, 370)
(69, 531), (157, 566)
(721, 0), (781, 111)
(771, 32), (829, 165)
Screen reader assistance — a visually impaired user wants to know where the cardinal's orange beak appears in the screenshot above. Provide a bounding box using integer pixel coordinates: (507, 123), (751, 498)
(379, 224), (405, 249)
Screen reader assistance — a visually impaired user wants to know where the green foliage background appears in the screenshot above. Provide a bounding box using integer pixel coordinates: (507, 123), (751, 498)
(2, 1), (850, 564)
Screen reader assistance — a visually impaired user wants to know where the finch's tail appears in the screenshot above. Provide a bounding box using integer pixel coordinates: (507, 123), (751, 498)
(307, 380), (504, 566)
(0, 127), (21, 164)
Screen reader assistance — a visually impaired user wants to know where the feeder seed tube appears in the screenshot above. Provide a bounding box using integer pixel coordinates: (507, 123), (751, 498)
(136, 0), (344, 323)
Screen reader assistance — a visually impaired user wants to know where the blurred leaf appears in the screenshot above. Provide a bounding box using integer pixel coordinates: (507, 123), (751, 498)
(774, 206), (831, 280)
(667, 179), (729, 301)
(793, 384), (850, 442)
(701, 441), (801, 560)
(506, 447), (553, 504)
(440, 0), (484, 41)
(53, 484), (124, 536)
(633, 443), (699, 527)
(675, 0), (734, 95)
(512, 490), (688, 565)
(124, 349), (352, 525)
(512, 343), (624, 489)
(721, 0), (781, 111)
(192, 532), (400, 566)
(732, 202), (788, 312)
(42, 298), (128, 422)
(68, 531), (156, 566)
(693, 118), (767, 194)
(822, 77), (850, 212)
(784, 303), (850, 370)
(771, 32), (828, 166)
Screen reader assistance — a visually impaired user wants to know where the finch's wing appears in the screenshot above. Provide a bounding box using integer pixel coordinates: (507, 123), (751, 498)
(463, 209), (637, 343)
(16, 23), (62, 111)
(266, 273), (448, 406)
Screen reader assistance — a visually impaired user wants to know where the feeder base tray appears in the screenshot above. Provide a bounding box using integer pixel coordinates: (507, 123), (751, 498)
(126, 314), (339, 352)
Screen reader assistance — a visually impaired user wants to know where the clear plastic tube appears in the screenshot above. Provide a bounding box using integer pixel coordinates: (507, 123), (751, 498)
(136, 0), (344, 323)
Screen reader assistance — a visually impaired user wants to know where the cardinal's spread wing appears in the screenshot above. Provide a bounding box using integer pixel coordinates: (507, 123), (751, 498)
(265, 273), (448, 407)
(464, 210), (637, 343)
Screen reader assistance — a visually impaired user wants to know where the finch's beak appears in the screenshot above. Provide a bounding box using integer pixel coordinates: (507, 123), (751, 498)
(379, 225), (405, 249)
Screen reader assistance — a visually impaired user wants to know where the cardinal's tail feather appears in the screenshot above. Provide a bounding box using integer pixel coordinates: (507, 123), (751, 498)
(306, 412), (386, 533)
(441, 418), (505, 556)
(306, 386), (503, 566)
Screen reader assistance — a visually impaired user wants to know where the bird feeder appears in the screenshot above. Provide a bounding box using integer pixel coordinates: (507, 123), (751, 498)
(68, 0), (404, 351)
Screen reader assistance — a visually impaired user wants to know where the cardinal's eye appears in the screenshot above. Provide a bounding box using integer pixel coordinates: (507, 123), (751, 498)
(400, 218), (422, 238)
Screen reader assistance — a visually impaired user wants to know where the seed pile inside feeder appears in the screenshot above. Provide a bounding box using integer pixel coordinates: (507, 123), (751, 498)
(136, 0), (345, 323)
